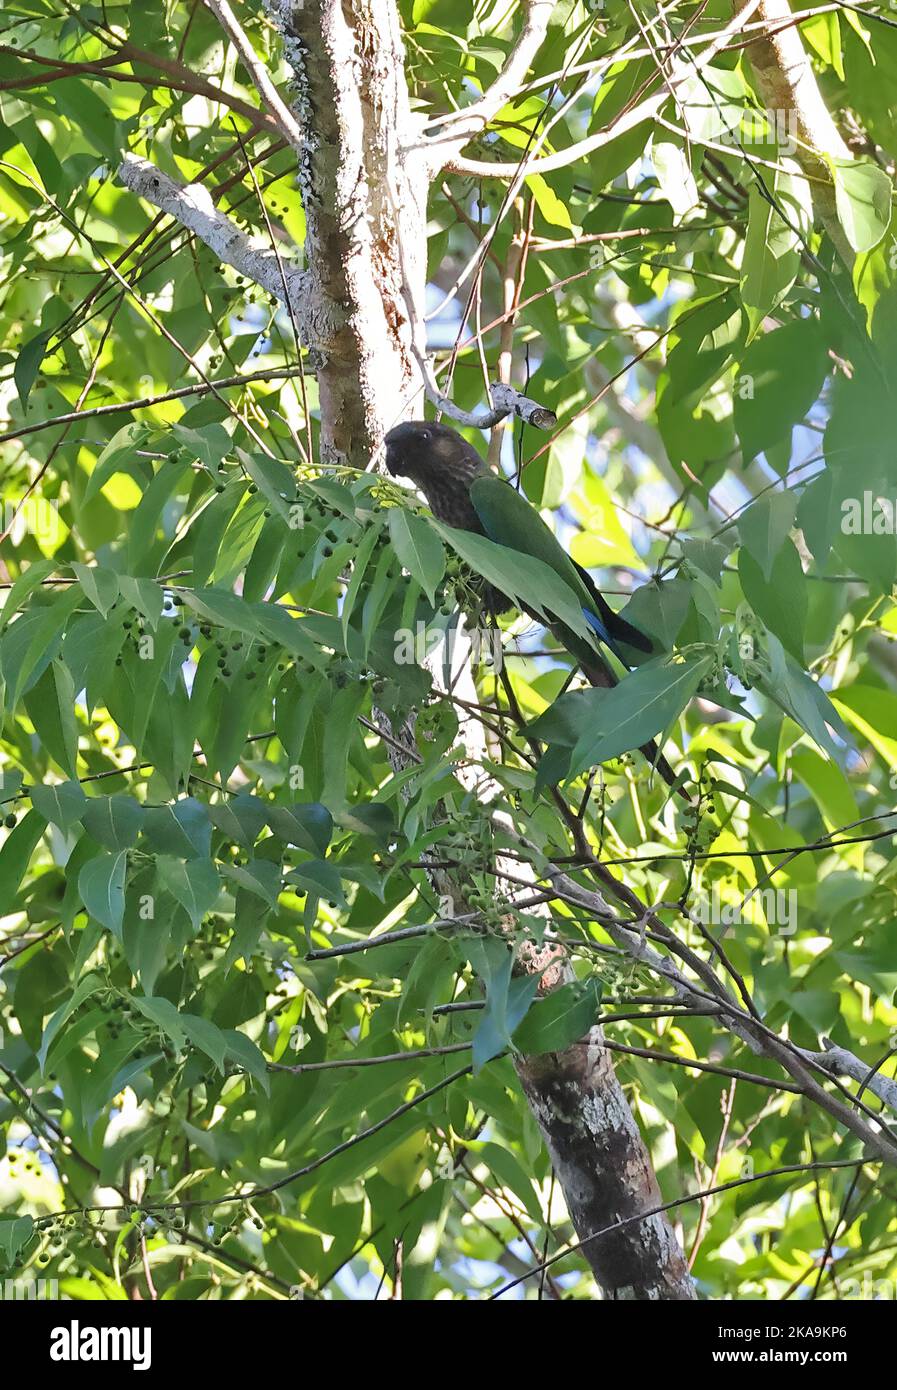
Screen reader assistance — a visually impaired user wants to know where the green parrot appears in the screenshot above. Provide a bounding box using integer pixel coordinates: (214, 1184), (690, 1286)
(384, 420), (681, 792)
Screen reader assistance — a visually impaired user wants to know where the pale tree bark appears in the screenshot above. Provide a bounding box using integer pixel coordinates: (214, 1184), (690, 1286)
(267, 0), (428, 461)
(734, 0), (853, 264)
(118, 0), (886, 1301)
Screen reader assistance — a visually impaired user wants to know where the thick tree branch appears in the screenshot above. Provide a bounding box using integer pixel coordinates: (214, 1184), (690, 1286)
(0, 41), (283, 132)
(269, 0), (429, 461)
(117, 153), (326, 353)
(368, 626), (696, 1299)
(735, 0), (854, 263)
(116, 154), (300, 297)
(546, 866), (897, 1144)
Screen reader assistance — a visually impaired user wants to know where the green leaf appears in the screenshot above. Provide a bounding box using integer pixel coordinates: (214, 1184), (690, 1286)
(0, 1216), (34, 1268)
(469, 938), (539, 1072)
(479, 1142), (544, 1225)
(79, 850), (128, 937)
(267, 802), (333, 855)
(143, 798), (211, 859)
(680, 539), (729, 586)
(790, 747), (858, 836)
(650, 136), (698, 216)
(340, 520), (380, 639)
(128, 462), (189, 570)
(285, 859), (347, 907)
(156, 856), (220, 931)
(526, 171), (573, 230)
(796, 472), (839, 567)
(130, 995), (186, 1050)
(432, 521), (590, 640)
(512, 978), (603, 1055)
(544, 655), (712, 779)
(738, 492), (797, 583)
(739, 175), (806, 339)
(84, 423), (148, 502)
(38, 971), (104, 1072)
(835, 925), (897, 994)
(180, 1012), (228, 1072)
(14, 332), (50, 407)
(208, 793), (268, 847)
(734, 321), (828, 463)
(756, 639), (850, 760)
(220, 857), (281, 906)
(0, 809), (47, 906)
(739, 542), (806, 661)
(82, 794), (145, 851)
(0, 558), (56, 632)
(236, 449), (298, 523)
(223, 1029), (270, 1094)
(71, 563), (119, 618)
(118, 576), (164, 631)
(830, 158), (892, 254)
(30, 780), (88, 836)
(172, 422), (232, 471)
(6, 585), (82, 709)
(622, 576), (690, 647)
(388, 509), (445, 607)
(23, 658), (79, 777)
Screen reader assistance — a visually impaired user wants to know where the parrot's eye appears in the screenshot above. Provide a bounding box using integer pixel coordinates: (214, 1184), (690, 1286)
(418, 428), (431, 442)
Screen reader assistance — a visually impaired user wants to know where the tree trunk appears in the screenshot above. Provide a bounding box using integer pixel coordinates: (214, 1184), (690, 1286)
(277, 0), (695, 1301)
(273, 0), (429, 462)
(516, 1036), (695, 1299)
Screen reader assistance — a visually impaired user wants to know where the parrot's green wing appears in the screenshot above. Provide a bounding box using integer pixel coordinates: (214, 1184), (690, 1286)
(470, 475), (593, 607)
(469, 475), (650, 657)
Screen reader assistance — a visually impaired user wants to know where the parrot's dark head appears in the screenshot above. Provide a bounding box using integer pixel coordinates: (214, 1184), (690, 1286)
(384, 420), (485, 488)
(383, 420), (490, 533)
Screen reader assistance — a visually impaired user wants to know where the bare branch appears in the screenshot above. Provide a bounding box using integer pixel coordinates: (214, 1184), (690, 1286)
(117, 154), (321, 349)
(203, 0), (304, 147)
(805, 1041), (897, 1115)
(436, 0), (763, 178)
(117, 153), (303, 302)
(546, 866), (897, 1142)
(425, 0), (555, 154)
(419, 356), (557, 428)
(0, 368), (298, 445)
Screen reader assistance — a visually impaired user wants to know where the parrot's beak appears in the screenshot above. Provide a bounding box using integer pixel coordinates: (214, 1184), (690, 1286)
(383, 424), (410, 478)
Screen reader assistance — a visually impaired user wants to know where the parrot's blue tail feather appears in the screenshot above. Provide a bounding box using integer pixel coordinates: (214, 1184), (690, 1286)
(582, 606), (624, 661)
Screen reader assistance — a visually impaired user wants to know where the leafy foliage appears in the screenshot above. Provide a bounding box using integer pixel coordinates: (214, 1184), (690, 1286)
(0, 0), (896, 1302)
